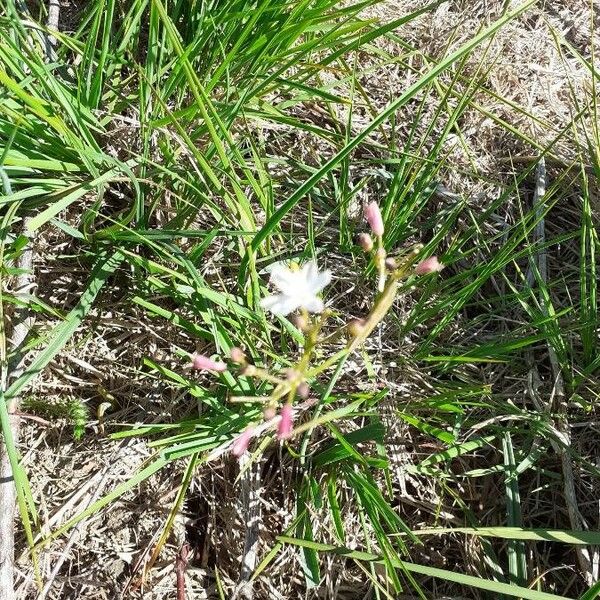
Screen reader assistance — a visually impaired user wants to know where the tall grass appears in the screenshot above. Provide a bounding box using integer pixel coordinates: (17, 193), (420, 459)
(1, 0), (599, 597)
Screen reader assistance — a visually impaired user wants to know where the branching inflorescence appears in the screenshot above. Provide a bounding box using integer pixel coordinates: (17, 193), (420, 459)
(190, 201), (443, 459)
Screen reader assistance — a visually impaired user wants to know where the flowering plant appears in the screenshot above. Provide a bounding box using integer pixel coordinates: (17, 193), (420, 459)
(188, 202), (443, 459)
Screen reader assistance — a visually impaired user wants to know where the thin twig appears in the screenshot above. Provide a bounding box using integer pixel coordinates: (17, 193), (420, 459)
(45, 0), (59, 60)
(232, 454), (262, 600)
(175, 543), (190, 600)
(0, 213), (35, 600)
(525, 158), (596, 585)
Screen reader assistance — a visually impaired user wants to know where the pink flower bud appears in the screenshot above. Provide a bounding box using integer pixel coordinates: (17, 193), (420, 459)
(285, 368), (300, 381)
(263, 405), (277, 420)
(232, 426), (254, 457)
(348, 318), (366, 337)
(357, 233), (374, 252)
(365, 201), (384, 237)
(230, 347), (246, 364)
(297, 382), (310, 399)
(385, 257), (397, 270)
(191, 353), (227, 372)
(292, 313), (309, 331)
(241, 364), (257, 376)
(277, 403), (294, 440)
(415, 256), (444, 275)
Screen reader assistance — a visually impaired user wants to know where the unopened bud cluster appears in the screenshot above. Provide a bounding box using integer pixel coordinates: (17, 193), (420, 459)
(357, 200), (444, 291)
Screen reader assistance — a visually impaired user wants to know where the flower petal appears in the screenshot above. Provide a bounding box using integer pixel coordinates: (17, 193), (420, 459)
(269, 263), (299, 295)
(365, 201), (384, 236)
(232, 427), (254, 457)
(191, 354), (227, 372)
(309, 269), (331, 293)
(260, 293), (300, 316)
(277, 404), (294, 440)
(303, 296), (324, 313)
(415, 256), (443, 275)
(300, 261), (331, 293)
(302, 260), (318, 281)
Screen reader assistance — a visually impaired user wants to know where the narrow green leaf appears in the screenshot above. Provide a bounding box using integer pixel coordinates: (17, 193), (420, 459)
(412, 527), (600, 546)
(4, 251), (124, 401)
(277, 536), (573, 600)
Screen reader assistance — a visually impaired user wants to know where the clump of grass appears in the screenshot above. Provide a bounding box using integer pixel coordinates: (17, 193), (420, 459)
(21, 396), (88, 440)
(1, 0), (599, 598)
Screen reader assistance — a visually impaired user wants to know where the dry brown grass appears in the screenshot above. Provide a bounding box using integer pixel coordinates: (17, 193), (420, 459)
(8, 1), (600, 598)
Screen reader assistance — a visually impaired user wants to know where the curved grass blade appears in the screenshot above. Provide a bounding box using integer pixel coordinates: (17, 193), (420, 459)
(278, 536), (574, 600)
(411, 527), (600, 546)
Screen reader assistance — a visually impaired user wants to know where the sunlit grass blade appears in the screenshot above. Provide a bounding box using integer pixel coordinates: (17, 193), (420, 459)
(278, 536), (574, 600)
(411, 527), (600, 546)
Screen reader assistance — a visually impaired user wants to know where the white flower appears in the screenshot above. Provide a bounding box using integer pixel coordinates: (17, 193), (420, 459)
(260, 261), (332, 316)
